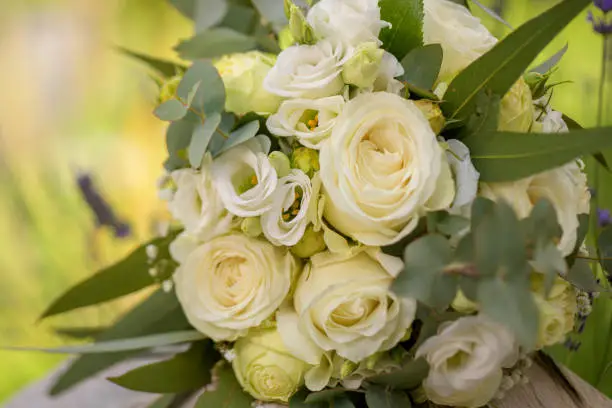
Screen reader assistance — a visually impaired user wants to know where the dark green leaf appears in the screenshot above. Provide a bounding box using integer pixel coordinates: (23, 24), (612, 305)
(214, 121), (261, 157)
(220, 3), (258, 34)
(466, 127), (612, 182)
(305, 388), (347, 403)
(252, 0), (288, 31)
(41, 233), (178, 319)
(471, 0), (512, 29)
(195, 362), (253, 408)
(189, 113), (222, 168)
(365, 385), (411, 408)
(177, 61), (226, 115)
(147, 395), (176, 408)
(53, 326), (108, 340)
(379, 0), (424, 61)
(435, 213), (470, 237)
(461, 90), (501, 138)
(522, 199), (562, 245)
(530, 44), (569, 74)
(109, 341), (220, 393)
(600, 226), (612, 274)
(369, 358), (429, 390)
(333, 397), (355, 408)
(175, 28), (257, 60)
(567, 258), (603, 293)
(393, 234), (456, 309)
(561, 115), (610, 171)
(154, 100), (188, 121)
(116, 46), (185, 78)
(442, 0), (590, 122)
(289, 389), (328, 408)
(400, 44), (443, 98)
(50, 290), (191, 395)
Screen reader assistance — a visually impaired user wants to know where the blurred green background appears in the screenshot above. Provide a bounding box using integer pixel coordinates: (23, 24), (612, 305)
(0, 0), (610, 403)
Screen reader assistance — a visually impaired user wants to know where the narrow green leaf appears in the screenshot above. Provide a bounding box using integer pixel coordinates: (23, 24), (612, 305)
(305, 388), (346, 403)
(116, 46), (185, 78)
(154, 100), (188, 121)
(531, 44), (569, 74)
(53, 326), (108, 339)
(175, 28), (257, 60)
(147, 395), (176, 408)
(471, 0), (513, 29)
(41, 232), (178, 319)
(369, 358), (429, 390)
(365, 385), (412, 408)
(178, 61), (226, 115)
(462, 90), (501, 138)
(189, 113), (222, 168)
(466, 127), (612, 182)
(214, 121), (261, 157)
(600, 226), (612, 274)
(562, 114), (611, 171)
(195, 362), (253, 408)
(109, 341), (220, 393)
(50, 290), (191, 395)
(379, 0), (424, 61)
(400, 44), (443, 98)
(442, 0), (590, 121)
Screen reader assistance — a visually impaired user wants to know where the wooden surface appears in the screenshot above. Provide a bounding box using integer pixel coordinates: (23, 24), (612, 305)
(4, 358), (611, 408)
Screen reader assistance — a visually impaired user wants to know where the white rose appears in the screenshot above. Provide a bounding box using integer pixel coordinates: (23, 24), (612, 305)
(266, 96), (345, 150)
(212, 136), (278, 217)
(531, 274), (577, 348)
(541, 110), (569, 133)
(262, 169), (313, 246)
(320, 92), (455, 246)
(264, 40), (349, 99)
(480, 162), (590, 256)
(416, 315), (519, 408)
(445, 139), (480, 211)
(307, 0), (387, 48)
(277, 249), (417, 363)
(498, 78), (534, 132)
(174, 234), (299, 341)
(423, 0), (498, 80)
(167, 154), (233, 242)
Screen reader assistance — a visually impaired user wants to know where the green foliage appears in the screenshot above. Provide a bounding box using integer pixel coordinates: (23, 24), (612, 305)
(465, 127), (612, 182)
(53, 326), (107, 340)
(116, 46), (185, 78)
(195, 362), (253, 408)
(109, 341), (220, 393)
(290, 389), (328, 408)
(40, 232), (178, 320)
(379, 0), (424, 61)
(175, 27), (258, 60)
(189, 113), (222, 168)
(154, 99), (188, 121)
(365, 385), (412, 408)
(305, 388), (348, 403)
(213, 121), (261, 157)
(599, 226), (612, 274)
(178, 61), (226, 116)
(399, 44), (443, 99)
(147, 395), (176, 408)
(369, 358), (429, 390)
(442, 0), (590, 123)
(530, 44), (569, 74)
(470, 0), (512, 29)
(252, 0), (288, 31)
(567, 259), (602, 293)
(50, 290), (191, 395)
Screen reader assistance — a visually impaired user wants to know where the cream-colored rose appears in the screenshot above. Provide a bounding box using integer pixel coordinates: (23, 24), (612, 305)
(233, 329), (310, 402)
(416, 315), (518, 408)
(320, 92), (455, 246)
(266, 96), (345, 150)
(277, 249), (417, 363)
(264, 40), (349, 99)
(499, 78), (534, 132)
(480, 162), (590, 256)
(423, 0), (497, 81)
(531, 274), (577, 348)
(212, 136), (278, 217)
(174, 234), (299, 341)
(214, 51), (283, 115)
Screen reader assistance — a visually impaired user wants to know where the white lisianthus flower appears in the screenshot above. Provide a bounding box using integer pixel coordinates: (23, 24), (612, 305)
(372, 51), (405, 95)
(167, 154), (233, 242)
(307, 0), (387, 48)
(277, 249), (417, 363)
(212, 136), (277, 217)
(174, 234), (299, 341)
(416, 315), (519, 408)
(480, 162), (590, 256)
(445, 139), (480, 211)
(423, 0), (497, 81)
(266, 96), (345, 150)
(320, 92), (455, 246)
(262, 169), (313, 247)
(264, 40), (349, 99)
(233, 329), (310, 402)
(540, 110), (569, 133)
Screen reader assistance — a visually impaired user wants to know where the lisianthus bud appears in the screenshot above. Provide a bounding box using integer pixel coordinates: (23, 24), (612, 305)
(291, 147), (320, 178)
(498, 78), (534, 132)
(290, 225), (326, 258)
(159, 75), (182, 104)
(241, 217), (263, 238)
(414, 100), (445, 134)
(288, 3), (316, 45)
(524, 71), (551, 100)
(232, 329), (309, 402)
(214, 51), (283, 116)
(269, 151), (292, 178)
(341, 42), (384, 89)
(278, 26), (295, 50)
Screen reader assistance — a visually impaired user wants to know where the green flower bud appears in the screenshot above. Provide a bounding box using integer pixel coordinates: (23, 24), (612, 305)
(290, 225), (326, 258)
(288, 3), (316, 45)
(498, 77), (534, 132)
(291, 147), (320, 178)
(524, 71), (551, 100)
(269, 151), (292, 178)
(213, 51), (283, 116)
(341, 42), (384, 89)
(158, 75), (182, 104)
(241, 217), (263, 238)
(414, 100), (445, 135)
(278, 26), (296, 50)
(340, 360), (359, 379)
(232, 329), (309, 402)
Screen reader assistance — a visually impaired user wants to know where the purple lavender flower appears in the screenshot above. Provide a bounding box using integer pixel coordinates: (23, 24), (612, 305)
(598, 208), (612, 227)
(595, 0), (612, 13)
(589, 10), (612, 34)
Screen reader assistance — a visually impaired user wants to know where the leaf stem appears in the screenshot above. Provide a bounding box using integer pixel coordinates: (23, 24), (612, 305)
(215, 127), (230, 139)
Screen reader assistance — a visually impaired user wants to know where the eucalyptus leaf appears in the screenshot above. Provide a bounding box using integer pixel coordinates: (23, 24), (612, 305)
(109, 341), (220, 393)
(400, 44), (443, 98)
(333, 397), (355, 408)
(289, 389), (328, 408)
(177, 61), (226, 115)
(530, 44), (569, 74)
(567, 258), (602, 293)
(531, 243), (567, 295)
(379, 0), (424, 61)
(369, 357), (429, 390)
(116, 46), (185, 78)
(194, 0), (228, 32)
(221, 3), (258, 34)
(461, 90), (501, 138)
(214, 121), (261, 157)
(195, 362), (253, 407)
(175, 28), (257, 60)
(252, 0), (288, 31)
(305, 388), (347, 403)
(442, 0), (590, 122)
(189, 113), (222, 168)
(154, 100), (188, 121)
(466, 127), (612, 182)
(365, 386), (411, 408)
(435, 213), (470, 237)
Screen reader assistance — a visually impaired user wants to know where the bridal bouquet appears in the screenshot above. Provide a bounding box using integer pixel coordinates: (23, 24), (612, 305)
(29, 0), (612, 407)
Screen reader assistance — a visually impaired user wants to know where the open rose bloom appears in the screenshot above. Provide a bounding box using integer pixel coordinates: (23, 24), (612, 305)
(32, 0), (612, 407)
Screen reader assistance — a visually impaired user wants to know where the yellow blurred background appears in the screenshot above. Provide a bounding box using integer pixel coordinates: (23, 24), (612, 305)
(0, 0), (610, 403)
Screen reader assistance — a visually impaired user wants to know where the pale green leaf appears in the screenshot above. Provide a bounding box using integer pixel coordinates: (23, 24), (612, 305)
(175, 27), (257, 60)
(369, 358), (429, 390)
(189, 113), (222, 168)
(531, 243), (567, 295)
(116, 46), (185, 78)
(154, 100), (188, 121)
(566, 258), (602, 293)
(252, 0), (288, 31)
(435, 213), (470, 237)
(530, 44), (569, 74)
(195, 362), (253, 407)
(214, 121), (261, 157)
(442, 0), (590, 122)
(177, 61), (226, 115)
(365, 385), (412, 408)
(400, 44), (443, 98)
(379, 0), (424, 61)
(194, 0), (229, 32)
